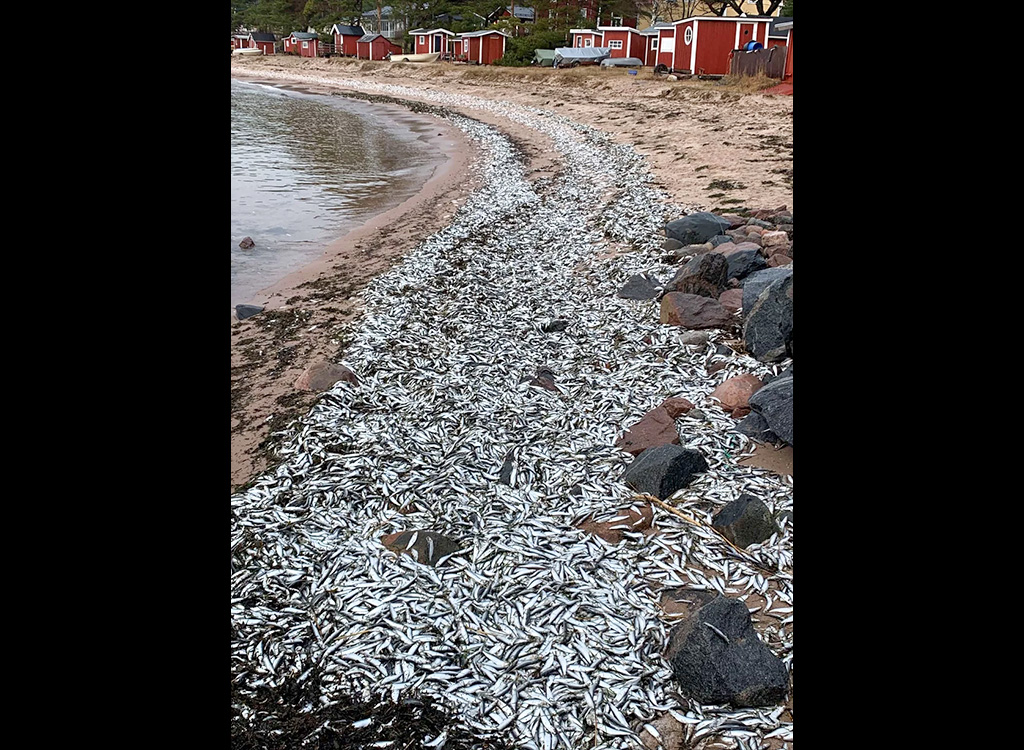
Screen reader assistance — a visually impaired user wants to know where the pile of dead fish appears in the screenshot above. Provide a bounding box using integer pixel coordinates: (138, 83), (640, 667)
(231, 72), (793, 750)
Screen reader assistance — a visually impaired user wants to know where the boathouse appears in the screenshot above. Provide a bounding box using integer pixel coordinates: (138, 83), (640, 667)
(356, 33), (402, 60)
(457, 30), (509, 65)
(570, 28), (603, 48)
(638, 22), (673, 67)
(670, 16), (771, 76)
(331, 24), (365, 56)
(285, 31), (319, 57)
(410, 28), (455, 56)
(597, 26), (644, 59)
(247, 32), (276, 55)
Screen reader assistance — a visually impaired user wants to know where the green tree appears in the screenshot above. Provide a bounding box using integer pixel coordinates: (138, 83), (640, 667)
(704, 0), (784, 15)
(781, 0), (792, 15)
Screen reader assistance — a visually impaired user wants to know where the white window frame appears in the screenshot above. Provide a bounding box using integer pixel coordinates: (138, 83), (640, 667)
(419, 35), (425, 44)
(584, 37), (593, 47)
(302, 41), (309, 48)
(651, 38), (658, 50)
(609, 39), (622, 50)
(611, 15), (623, 27)
(684, 27), (693, 45)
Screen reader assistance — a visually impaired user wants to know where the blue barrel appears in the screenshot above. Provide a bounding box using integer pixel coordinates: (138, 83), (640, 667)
(744, 41), (764, 51)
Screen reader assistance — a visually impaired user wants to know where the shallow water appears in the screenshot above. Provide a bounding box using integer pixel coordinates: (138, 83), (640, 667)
(230, 79), (448, 307)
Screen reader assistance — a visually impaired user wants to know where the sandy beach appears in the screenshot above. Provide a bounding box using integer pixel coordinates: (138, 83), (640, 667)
(229, 56), (792, 492)
(230, 54), (795, 750)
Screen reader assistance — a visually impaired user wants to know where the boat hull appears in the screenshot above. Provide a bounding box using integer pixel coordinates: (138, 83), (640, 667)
(389, 52), (440, 63)
(232, 47), (264, 56)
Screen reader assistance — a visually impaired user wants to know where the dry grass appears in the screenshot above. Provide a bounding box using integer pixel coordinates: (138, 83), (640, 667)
(714, 72), (782, 93)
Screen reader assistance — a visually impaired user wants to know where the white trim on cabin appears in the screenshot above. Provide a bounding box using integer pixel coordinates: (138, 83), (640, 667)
(651, 38), (658, 51)
(608, 40), (622, 49)
(584, 38), (593, 47)
(691, 21), (698, 72)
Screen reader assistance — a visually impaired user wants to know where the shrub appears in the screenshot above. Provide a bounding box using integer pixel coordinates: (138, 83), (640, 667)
(495, 29), (569, 67)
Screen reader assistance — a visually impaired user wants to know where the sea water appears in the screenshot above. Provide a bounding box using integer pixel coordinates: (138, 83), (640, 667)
(230, 79), (449, 307)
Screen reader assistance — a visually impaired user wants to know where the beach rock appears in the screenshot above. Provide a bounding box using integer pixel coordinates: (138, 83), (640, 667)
(732, 241), (763, 254)
(661, 397), (694, 418)
(719, 288), (743, 314)
(687, 407), (707, 421)
(617, 274), (663, 300)
(616, 406), (681, 456)
(733, 411), (779, 443)
(664, 212), (732, 245)
(498, 452), (514, 485)
(712, 494), (779, 548)
(742, 268), (793, 316)
(748, 375), (793, 446)
(743, 275), (793, 362)
(679, 331), (710, 346)
(706, 360), (730, 375)
(639, 715), (687, 750)
(662, 238), (684, 251)
(726, 249), (768, 282)
(578, 502), (654, 544)
(661, 293), (734, 330)
(239, 236), (255, 249)
(721, 214), (749, 229)
(710, 374), (764, 418)
(380, 530), (461, 566)
(762, 364), (793, 386)
(621, 444), (708, 499)
(715, 343), (736, 357)
(740, 233), (763, 247)
(294, 361), (359, 391)
(541, 318), (570, 332)
(663, 254), (729, 298)
(761, 230), (789, 248)
(709, 241), (737, 256)
(666, 596), (789, 707)
(527, 367), (560, 392)
(235, 304), (264, 320)
(767, 253), (792, 267)
(747, 218), (773, 229)
(709, 234), (734, 247)
(727, 277), (742, 289)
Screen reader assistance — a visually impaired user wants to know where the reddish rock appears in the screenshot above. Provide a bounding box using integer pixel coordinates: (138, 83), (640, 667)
(744, 225), (764, 236)
(661, 397), (694, 419)
(710, 373), (764, 418)
(380, 530), (460, 566)
(579, 502), (655, 544)
(528, 367), (560, 392)
(761, 230), (789, 247)
(616, 406), (681, 456)
(719, 288), (744, 313)
(661, 293), (734, 329)
(294, 361), (359, 391)
(709, 241), (737, 256)
(239, 236), (255, 249)
(707, 360), (730, 375)
(767, 253), (793, 267)
(733, 241), (762, 253)
(721, 214), (749, 229)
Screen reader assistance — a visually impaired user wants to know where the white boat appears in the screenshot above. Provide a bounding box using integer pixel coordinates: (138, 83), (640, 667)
(232, 47), (264, 56)
(388, 51), (441, 63)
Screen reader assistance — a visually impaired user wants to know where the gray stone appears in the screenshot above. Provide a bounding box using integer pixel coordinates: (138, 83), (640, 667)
(726, 249), (768, 282)
(617, 274), (662, 300)
(662, 238), (684, 251)
(712, 494), (780, 548)
(733, 411), (779, 444)
(235, 304), (264, 320)
(541, 318), (570, 332)
(748, 375), (793, 446)
(621, 444), (708, 500)
(664, 212), (732, 245)
(746, 218), (773, 228)
(741, 268), (793, 316)
(708, 234), (734, 247)
(239, 236), (255, 249)
(743, 275), (793, 362)
(679, 330), (710, 345)
(663, 253), (729, 299)
(666, 596), (789, 707)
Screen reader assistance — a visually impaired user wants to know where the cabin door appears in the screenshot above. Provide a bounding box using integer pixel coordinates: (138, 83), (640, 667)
(433, 35), (441, 53)
(739, 24), (755, 48)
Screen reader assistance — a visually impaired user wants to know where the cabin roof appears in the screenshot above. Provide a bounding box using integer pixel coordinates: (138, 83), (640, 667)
(290, 31), (319, 40)
(249, 32), (276, 42)
(459, 29), (510, 38)
(767, 17), (793, 37)
(357, 33), (384, 42)
(331, 24), (365, 36)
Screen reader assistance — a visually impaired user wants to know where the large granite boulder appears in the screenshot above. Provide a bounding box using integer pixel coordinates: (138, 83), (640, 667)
(664, 212), (732, 245)
(726, 248), (768, 282)
(743, 275), (793, 362)
(661, 293), (734, 330)
(741, 268), (792, 316)
(666, 596), (789, 707)
(712, 494), (780, 548)
(748, 375), (793, 446)
(621, 444), (708, 499)
(663, 254), (729, 299)
(733, 411), (779, 444)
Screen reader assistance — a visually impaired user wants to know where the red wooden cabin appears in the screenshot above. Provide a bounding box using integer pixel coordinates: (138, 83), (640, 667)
(331, 24), (365, 57)
(458, 30), (509, 65)
(777, 21), (793, 82)
(232, 33), (249, 50)
(356, 33), (402, 61)
(285, 32), (319, 57)
(570, 29), (603, 48)
(410, 28), (455, 56)
(597, 26), (644, 59)
(247, 32), (276, 55)
(671, 16), (771, 76)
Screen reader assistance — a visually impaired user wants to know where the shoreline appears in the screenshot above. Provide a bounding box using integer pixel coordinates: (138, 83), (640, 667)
(230, 74), (482, 492)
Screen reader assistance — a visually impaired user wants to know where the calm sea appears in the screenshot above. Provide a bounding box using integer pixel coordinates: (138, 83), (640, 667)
(230, 79), (449, 307)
